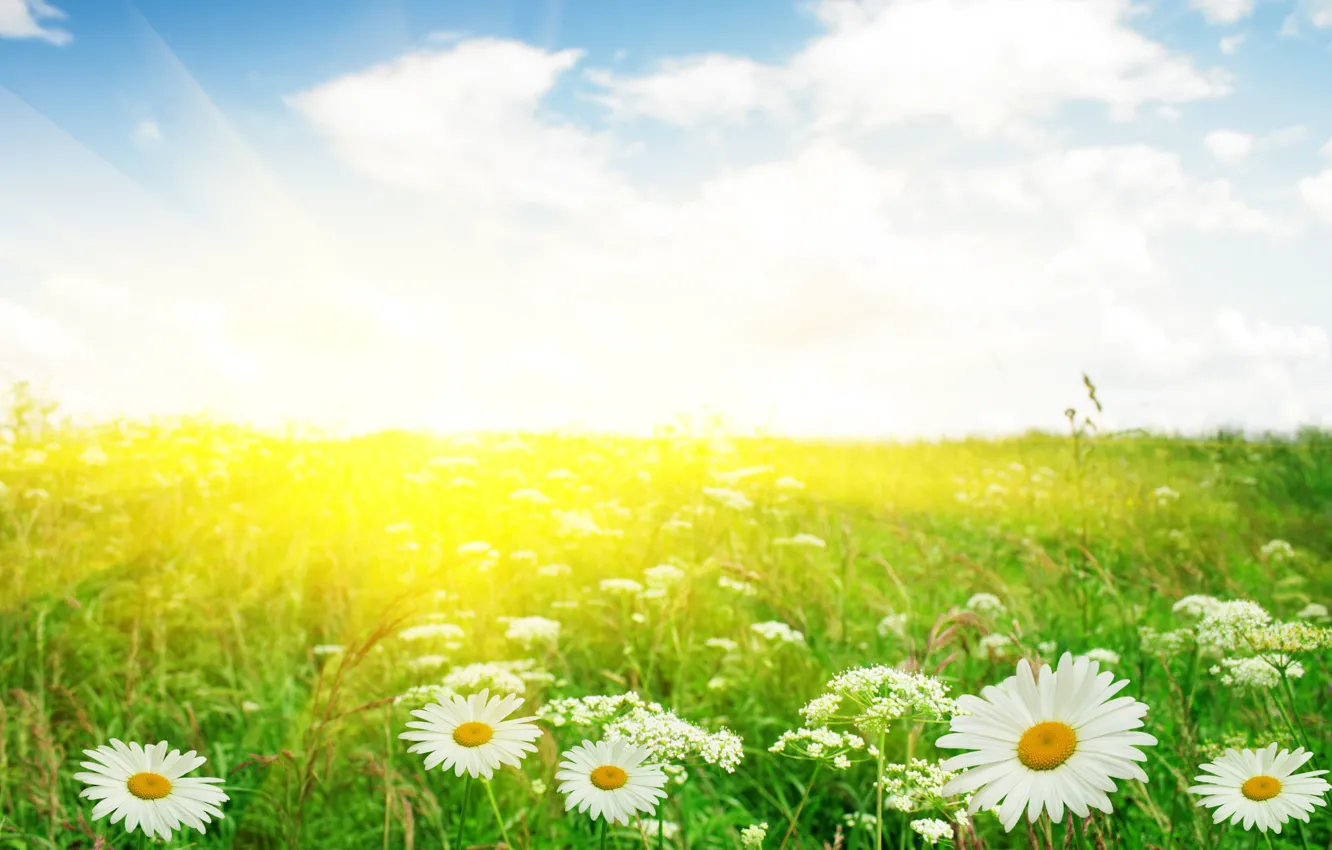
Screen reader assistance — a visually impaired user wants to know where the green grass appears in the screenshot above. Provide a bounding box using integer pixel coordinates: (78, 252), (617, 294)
(1, 407), (1329, 848)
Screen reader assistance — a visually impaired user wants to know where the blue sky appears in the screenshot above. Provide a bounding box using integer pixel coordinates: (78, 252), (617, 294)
(1, 0), (1331, 436)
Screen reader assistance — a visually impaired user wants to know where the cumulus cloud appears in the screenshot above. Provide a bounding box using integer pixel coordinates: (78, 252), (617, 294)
(1204, 129), (1253, 165)
(0, 0), (70, 44)
(588, 0), (1230, 135)
(287, 39), (628, 212)
(1188, 0), (1254, 24)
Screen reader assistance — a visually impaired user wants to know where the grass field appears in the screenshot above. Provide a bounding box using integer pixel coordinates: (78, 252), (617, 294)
(2, 392), (1330, 849)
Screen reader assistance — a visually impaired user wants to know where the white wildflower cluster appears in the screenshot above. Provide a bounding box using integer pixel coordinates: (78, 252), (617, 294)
(740, 822), (769, 847)
(553, 509), (622, 538)
(1244, 620), (1332, 654)
(1173, 595), (1224, 619)
(312, 644), (344, 656)
(1080, 648), (1120, 666)
(751, 621), (805, 646)
(397, 623), (465, 643)
(965, 593), (1005, 615)
(910, 818), (954, 845)
(1260, 539), (1296, 560)
(1297, 603), (1328, 620)
(440, 660), (553, 696)
(843, 813), (878, 830)
(644, 564), (685, 588)
(705, 637), (739, 653)
(775, 475), (804, 490)
(407, 654), (448, 671)
(1153, 485), (1180, 503)
(509, 488), (551, 504)
(800, 665), (956, 735)
(393, 684), (449, 706)
(600, 578), (644, 595)
(719, 576), (758, 595)
(456, 540), (493, 556)
(978, 633), (1014, 659)
(1194, 600), (1272, 653)
(537, 563), (572, 577)
(1139, 626), (1193, 657)
(537, 693), (745, 772)
(703, 487), (754, 510)
(878, 759), (964, 812)
(773, 533), (826, 548)
(1210, 656), (1305, 690)
(502, 616), (562, 648)
(768, 727), (866, 765)
(877, 613), (908, 639)
(638, 819), (680, 840)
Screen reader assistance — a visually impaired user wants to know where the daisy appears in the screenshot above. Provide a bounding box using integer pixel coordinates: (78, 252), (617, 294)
(73, 739), (228, 840)
(936, 652), (1157, 832)
(556, 739), (669, 825)
(400, 689), (541, 779)
(1189, 744), (1330, 833)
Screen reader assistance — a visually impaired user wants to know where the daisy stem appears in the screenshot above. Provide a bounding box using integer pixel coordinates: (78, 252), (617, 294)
(482, 780), (512, 849)
(600, 817), (609, 850)
(455, 775), (472, 850)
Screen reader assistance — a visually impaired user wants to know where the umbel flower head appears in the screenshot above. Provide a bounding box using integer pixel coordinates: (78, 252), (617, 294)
(74, 739), (228, 840)
(400, 689), (541, 779)
(937, 652), (1157, 831)
(556, 739), (669, 825)
(1189, 744), (1329, 833)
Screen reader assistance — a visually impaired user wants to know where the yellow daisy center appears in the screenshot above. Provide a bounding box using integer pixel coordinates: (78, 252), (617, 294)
(590, 765), (629, 791)
(126, 772), (172, 800)
(1017, 722), (1078, 771)
(1241, 775), (1282, 801)
(452, 722), (494, 748)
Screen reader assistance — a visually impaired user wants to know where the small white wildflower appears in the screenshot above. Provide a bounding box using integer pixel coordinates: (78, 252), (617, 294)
(704, 638), (738, 653)
(1082, 648), (1120, 666)
(457, 540), (493, 555)
(910, 818), (953, 846)
(312, 644), (344, 656)
(707, 677), (729, 691)
(398, 623), (465, 643)
(718, 576), (757, 596)
(703, 487), (753, 510)
(1173, 594), (1224, 619)
(1153, 486), (1180, 502)
(644, 564), (685, 588)
(408, 654), (449, 671)
(751, 621), (805, 646)
(80, 446), (108, 466)
(537, 563), (572, 577)
(509, 488), (551, 504)
(1210, 656), (1305, 690)
(1037, 640), (1058, 656)
(1195, 600), (1273, 653)
(600, 578), (644, 595)
(503, 616), (562, 648)
(241, 700), (261, 714)
(1297, 603), (1328, 620)
(877, 613), (908, 639)
(774, 476), (804, 490)
(965, 593), (1005, 615)
(739, 822), (769, 847)
(1260, 539), (1296, 560)
(773, 533), (826, 548)
(978, 633), (1013, 658)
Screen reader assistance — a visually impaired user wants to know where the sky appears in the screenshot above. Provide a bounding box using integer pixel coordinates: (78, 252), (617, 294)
(1, 0), (1331, 438)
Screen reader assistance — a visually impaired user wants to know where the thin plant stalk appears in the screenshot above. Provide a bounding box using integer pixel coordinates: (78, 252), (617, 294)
(483, 779), (512, 849)
(455, 775), (473, 850)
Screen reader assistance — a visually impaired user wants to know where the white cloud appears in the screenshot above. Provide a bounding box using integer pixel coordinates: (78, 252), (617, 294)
(131, 118), (162, 147)
(287, 39), (628, 212)
(1188, 0), (1254, 24)
(1204, 129), (1254, 165)
(1299, 169), (1332, 223)
(587, 55), (791, 125)
(1219, 33), (1246, 54)
(587, 0), (1230, 135)
(1304, 0), (1332, 27)
(0, 0), (70, 44)
(1214, 310), (1330, 361)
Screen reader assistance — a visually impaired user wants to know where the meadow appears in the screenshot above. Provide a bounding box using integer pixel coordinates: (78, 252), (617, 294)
(1, 386), (1330, 849)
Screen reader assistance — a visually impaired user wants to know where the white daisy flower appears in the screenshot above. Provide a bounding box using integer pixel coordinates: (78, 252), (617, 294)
(937, 652), (1158, 832)
(1189, 744), (1329, 833)
(400, 689), (541, 779)
(556, 739), (669, 825)
(73, 739), (228, 840)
